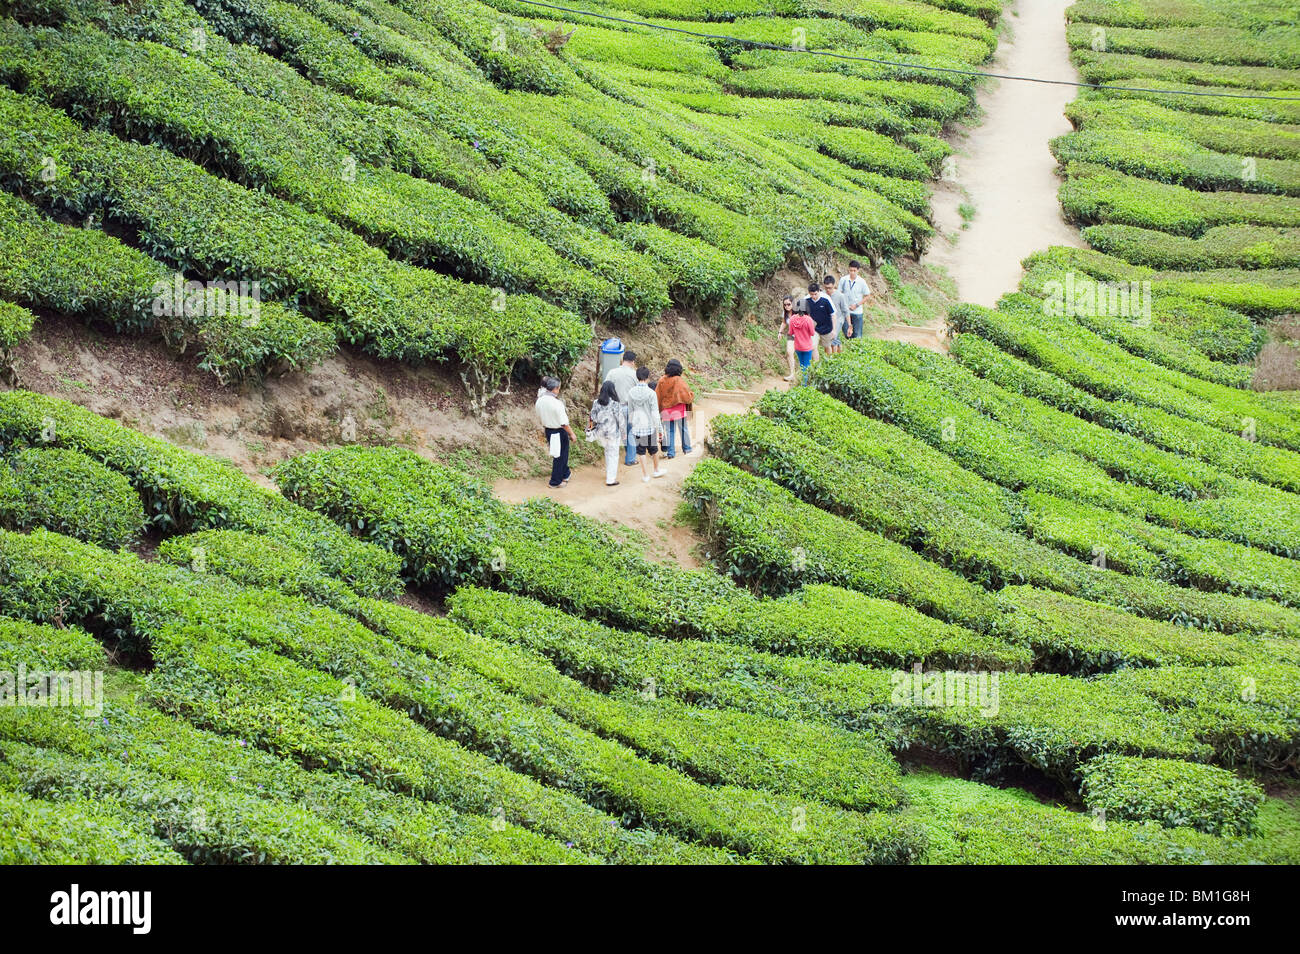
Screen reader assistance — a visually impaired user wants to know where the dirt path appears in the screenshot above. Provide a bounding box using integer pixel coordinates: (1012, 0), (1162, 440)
(494, 376), (789, 565)
(925, 0), (1086, 307)
(493, 2), (1086, 552)
(874, 319), (951, 354)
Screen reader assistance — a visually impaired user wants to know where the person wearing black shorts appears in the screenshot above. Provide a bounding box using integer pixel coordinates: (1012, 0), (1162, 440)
(626, 366), (665, 483)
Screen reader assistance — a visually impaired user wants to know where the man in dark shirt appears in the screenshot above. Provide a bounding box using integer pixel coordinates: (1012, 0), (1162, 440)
(804, 282), (835, 360)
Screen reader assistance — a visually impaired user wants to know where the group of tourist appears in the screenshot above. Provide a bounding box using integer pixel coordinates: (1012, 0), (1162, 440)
(535, 261), (871, 489)
(535, 350), (694, 490)
(778, 260), (872, 384)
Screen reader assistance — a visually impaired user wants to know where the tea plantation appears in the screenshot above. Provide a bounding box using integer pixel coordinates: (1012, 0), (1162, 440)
(1, 0), (1299, 865)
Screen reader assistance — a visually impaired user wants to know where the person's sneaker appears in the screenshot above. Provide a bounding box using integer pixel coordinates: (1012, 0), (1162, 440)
(783, 374), (794, 381)
(664, 453), (676, 459)
(652, 469), (666, 478)
(642, 475), (651, 483)
(605, 481), (620, 486)
(683, 447), (695, 455)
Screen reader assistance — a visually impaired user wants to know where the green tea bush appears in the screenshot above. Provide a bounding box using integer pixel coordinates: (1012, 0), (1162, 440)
(156, 529), (911, 813)
(1082, 223), (1300, 270)
(1059, 162), (1300, 235)
(812, 343), (1300, 581)
(616, 222), (749, 307)
(757, 386), (1020, 528)
(7, 743), (408, 864)
(1018, 491), (1300, 606)
(1067, 97), (1300, 161)
(0, 86), (589, 405)
(4, 24), (619, 318)
(811, 344), (1178, 517)
(683, 457), (1000, 629)
(0, 446), (145, 548)
(0, 190), (332, 382)
(0, 688), (590, 864)
(1064, 1), (1222, 29)
(807, 0), (995, 42)
(995, 586), (1270, 673)
(1066, 21), (1300, 69)
(1102, 663), (1300, 771)
(97, 0), (673, 323)
(709, 408), (1300, 622)
(0, 615), (108, 671)
(448, 585), (911, 730)
(726, 64), (971, 122)
(1080, 75), (1300, 124)
(445, 586), (1267, 789)
(0, 299), (33, 356)
(1, 528), (923, 862)
(902, 769), (1284, 864)
(949, 299), (1300, 455)
(1053, 127), (1300, 196)
(276, 444), (1025, 666)
(0, 787), (185, 864)
(1072, 49), (1300, 103)
(947, 336), (1291, 492)
(0, 390), (403, 597)
(1080, 754), (1265, 836)
(708, 411), (1094, 593)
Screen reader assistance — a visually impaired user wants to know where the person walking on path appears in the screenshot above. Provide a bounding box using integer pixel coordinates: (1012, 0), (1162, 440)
(588, 380), (626, 487)
(627, 366), (665, 483)
(787, 305), (817, 385)
(657, 359), (694, 459)
(824, 275), (851, 355)
(804, 282), (835, 362)
(535, 376), (574, 488)
(776, 295), (798, 381)
(603, 349), (639, 467)
(838, 260), (871, 342)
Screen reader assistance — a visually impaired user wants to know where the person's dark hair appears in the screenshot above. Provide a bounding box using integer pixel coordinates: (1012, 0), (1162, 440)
(664, 358), (683, 377)
(623, 350), (637, 364)
(636, 365), (650, 381)
(782, 295), (793, 306)
(807, 282), (819, 293)
(540, 375), (561, 392)
(823, 275), (835, 286)
(597, 380), (618, 406)
(848, 259), (861, 269)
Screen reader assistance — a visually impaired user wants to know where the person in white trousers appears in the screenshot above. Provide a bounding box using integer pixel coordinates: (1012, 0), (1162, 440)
(588, 380), (627, 486)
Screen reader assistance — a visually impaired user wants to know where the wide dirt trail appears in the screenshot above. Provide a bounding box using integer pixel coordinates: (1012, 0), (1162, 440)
(925, 0), (1086, 306)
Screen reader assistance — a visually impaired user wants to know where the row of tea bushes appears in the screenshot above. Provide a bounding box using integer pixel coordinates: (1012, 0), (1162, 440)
(0, 390), (403, 596)
(0, 189), (332, 382)
(0, 528), (924, 863)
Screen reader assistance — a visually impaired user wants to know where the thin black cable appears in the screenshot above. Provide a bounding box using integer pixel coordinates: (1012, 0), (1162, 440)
(511, 0), (1300, 102)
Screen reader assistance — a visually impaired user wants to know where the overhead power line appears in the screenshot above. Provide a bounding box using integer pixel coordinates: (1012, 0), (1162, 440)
(510, 0), (1300, 102)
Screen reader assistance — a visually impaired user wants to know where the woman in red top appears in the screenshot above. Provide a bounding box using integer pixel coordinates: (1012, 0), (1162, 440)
(656, 358), (694, 458)
(787, 308), (817, 386)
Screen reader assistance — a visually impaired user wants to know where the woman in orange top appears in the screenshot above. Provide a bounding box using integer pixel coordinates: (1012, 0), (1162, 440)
(657, 358), (694, 458)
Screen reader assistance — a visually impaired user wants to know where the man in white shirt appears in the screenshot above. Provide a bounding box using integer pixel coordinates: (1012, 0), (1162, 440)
(838, 260), (872, 343)
(535, 376), (574, 488)
(603, 349), (639, 467)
